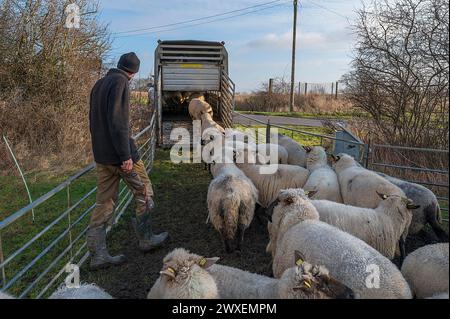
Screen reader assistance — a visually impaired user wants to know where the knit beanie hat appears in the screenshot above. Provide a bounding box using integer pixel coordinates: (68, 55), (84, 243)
(117, 52), (140, 74)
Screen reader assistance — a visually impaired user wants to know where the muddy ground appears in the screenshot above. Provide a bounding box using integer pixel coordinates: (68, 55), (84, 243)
(82, 149), (448, 299)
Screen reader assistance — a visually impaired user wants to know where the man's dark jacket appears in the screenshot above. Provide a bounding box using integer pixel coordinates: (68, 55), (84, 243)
(89, 68), (139, 165)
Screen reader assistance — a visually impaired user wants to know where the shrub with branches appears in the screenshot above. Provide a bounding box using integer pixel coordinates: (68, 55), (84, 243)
(343, 0), (449, 148)
(0, 0), (110, 169)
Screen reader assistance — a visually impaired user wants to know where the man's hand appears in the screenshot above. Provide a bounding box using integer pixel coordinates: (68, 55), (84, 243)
(121, 158), (133, 173)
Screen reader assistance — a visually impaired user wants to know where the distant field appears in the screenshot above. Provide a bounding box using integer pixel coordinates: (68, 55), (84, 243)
(237, 110), (369, 120)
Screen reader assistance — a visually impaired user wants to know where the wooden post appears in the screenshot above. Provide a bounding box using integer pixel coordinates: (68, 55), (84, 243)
(268, 78), (274, 95)
(331, 82), (334, 95)
(298, 82), (302, 96)
(335, 81), (339, 99)
(289, 0), (298, 112)
(304, 82), (308, 95)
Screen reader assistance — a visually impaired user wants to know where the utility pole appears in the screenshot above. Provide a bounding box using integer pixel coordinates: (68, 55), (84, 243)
(289, 0), (298, 112)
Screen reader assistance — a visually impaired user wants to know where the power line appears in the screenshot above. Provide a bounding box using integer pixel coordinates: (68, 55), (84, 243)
(113, 0), (285, 35)
(114, 1), (291, 38)
(303, 0), (350, 22)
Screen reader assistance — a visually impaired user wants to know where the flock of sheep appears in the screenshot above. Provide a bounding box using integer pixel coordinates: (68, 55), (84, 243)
(0, 96), (448, 300)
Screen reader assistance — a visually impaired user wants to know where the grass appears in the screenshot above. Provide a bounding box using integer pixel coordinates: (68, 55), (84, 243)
(233, 123), (334, 147)
(237, 110), (369, 120)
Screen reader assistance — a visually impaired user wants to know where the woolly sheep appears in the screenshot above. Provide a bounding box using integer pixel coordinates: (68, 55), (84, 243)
(148, 248), (220, 299)
(269, 189), (412, 299)
(332, 153), (405, 208)
(49, 283), (113, 299)
(378, 173), (448, 241)
(0, 291), (14, 299)
(201, 113), (225, 135)
(303, 146), (343, 203)
(312, 192), (419, 260)
(401, 243), (449, 299)
(188, 96), (213, 120)
(208, 251), (354, 299)
(207, 162), (259, 253)
(235, 163), (310, 207)
(271, 133), (307, 167)
(266, 188), (319, 257)
(256, 143), (289, 165)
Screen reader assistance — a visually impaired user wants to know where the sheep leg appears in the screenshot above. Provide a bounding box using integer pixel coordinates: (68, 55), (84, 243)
(425, 204), (449, 242)
(399, 237), (406, 264)
(236, 224), (246, 252)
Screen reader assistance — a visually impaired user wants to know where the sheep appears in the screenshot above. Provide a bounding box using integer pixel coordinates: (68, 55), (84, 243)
(208, 250), (354, 299)
(377, 172), (448, 241)
(332, 153), (405, 208)
(49, 283), (113, 299)
(207, 162), (259, 253)
(235, 163), (310, 208)
(303, 146), (343, 203)
(266, 188), (319, 257)
(269, 189), (413, 299)
(256, 143), (289, 165)
(401, 243), (449, 299)
(312, 192), (419, 260)
(201, 113), (225, 136)
(271, 133), (307, 167)
(148, 248), (220, 299)
(0, 291), (14, 299)
(188, 96), (213, 120)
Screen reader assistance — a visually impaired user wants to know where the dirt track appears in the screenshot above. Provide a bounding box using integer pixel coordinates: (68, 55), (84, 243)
(82, 149), (447, 299)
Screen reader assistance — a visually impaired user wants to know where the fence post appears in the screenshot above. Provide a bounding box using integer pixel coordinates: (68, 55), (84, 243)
(298, 82), (301, 96)
(266, 120), (271, 144)
(268, 78), (274, 95)
(304, 82), (308, 95)
(335, 81), (339, 99)
(365, 137), (372, 168)
(331, 82), (334, 95)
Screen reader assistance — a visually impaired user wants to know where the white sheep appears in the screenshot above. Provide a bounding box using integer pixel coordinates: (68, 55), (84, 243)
(151, 248), (354, 299)
(266, 188), (319, 257)
(256, 143), (289, 165)
(208, 251), (354, 299)
(378, 173), (448, 241)
(148, 248), (220, 299)
(207, 162), (259, 253)
(49, 283), (113, 299)
(235, 163), (310, 208)
(269, 189), (412, 299)
(401, 243), (449, 299)
(189, 96), (213, 120)
(332, 153), (405, 208)
(303, 146), (343, 202)
(271, 133), (307, 167)
(0, 291), (14, 299)
(312, 192), (419, 260)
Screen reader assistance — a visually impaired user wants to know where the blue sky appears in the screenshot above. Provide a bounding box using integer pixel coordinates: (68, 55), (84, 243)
(97, 0), (363, 92)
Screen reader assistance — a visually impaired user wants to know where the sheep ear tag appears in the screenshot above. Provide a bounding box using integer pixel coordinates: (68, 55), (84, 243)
(305, 190), (318, 199)
(376, 191), (388, 200)
(198, 257), (220, 269)
(295, 250), (306, 266)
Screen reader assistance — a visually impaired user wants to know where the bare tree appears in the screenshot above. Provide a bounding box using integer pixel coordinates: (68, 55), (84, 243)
(343, 0), (449, 148)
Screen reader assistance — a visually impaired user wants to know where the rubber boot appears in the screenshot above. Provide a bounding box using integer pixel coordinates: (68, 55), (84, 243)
(132, 212), (169, 252)
(87, 225), (126, 270)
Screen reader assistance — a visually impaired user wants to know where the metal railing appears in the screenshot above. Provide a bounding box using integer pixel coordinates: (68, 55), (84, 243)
(0, 112), (157, 298)
(232, 111), (449, 220)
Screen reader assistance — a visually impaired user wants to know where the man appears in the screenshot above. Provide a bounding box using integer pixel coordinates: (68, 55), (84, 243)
(88, 52), (169, 270)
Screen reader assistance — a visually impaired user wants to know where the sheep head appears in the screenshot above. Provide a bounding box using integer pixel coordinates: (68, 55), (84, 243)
(266, 189), (319, 257)
(278, 251), (355, 299)
(331, 153), (356, 172)
(158, 248), (220, 299)
(306, 146), (328, 169)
